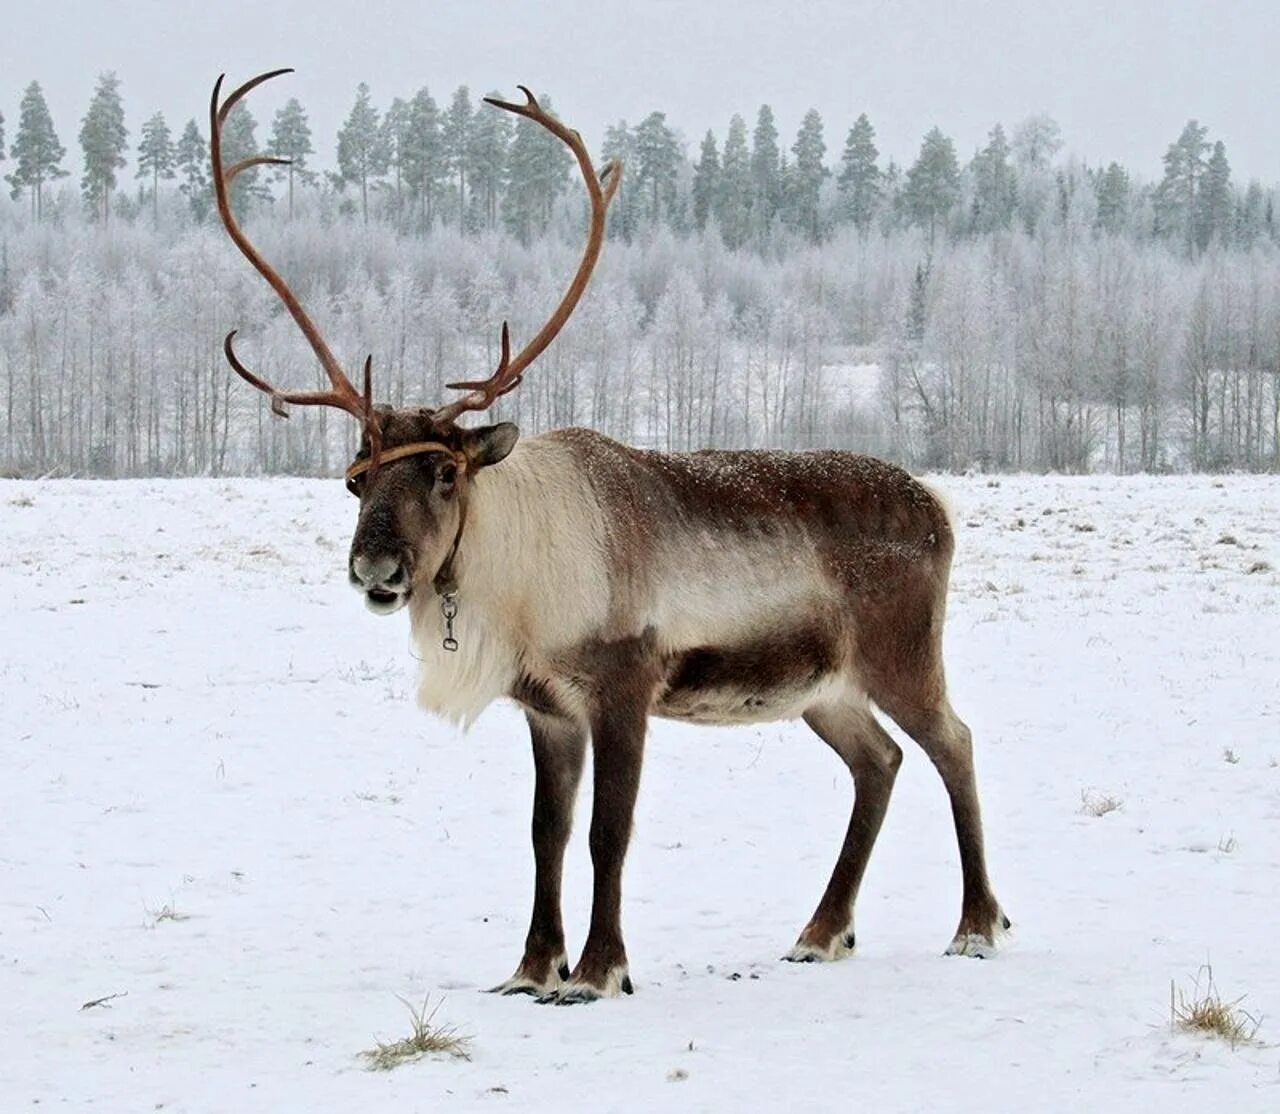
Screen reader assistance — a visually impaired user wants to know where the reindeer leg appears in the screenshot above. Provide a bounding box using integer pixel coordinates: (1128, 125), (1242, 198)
(786, 699), (903, 962)
(548, 704), (645, 1004)
(884, 697), (1009, 957)
(491, 710), (587, 995)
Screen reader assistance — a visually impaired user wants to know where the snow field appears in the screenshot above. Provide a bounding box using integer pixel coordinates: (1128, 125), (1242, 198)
(2, 474), (1278, 1112)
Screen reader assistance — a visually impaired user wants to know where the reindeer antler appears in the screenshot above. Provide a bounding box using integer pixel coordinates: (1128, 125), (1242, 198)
(210, 70), (380, 457)
(434, 87), (621, 423)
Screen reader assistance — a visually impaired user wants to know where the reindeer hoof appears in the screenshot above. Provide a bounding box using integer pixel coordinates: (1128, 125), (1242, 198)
(489, 979), (542, 996)
(488, 957), (569, 997)
(783, 931), (856, 963)
(538, 968), (633, 1004)
(945, 913), (1011, 958)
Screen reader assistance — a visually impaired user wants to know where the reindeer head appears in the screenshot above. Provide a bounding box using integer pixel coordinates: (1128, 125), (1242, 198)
(342, 408), (517, 614)
(210, 71), (618, 617)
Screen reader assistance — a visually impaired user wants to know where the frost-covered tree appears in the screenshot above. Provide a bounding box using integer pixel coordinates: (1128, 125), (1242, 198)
(269, 97), (315, 219)
(336, 83), (387, 224)
(904, 127), (960, 243)
(379, 96), (409, 219)
(717, 114), (752, 250)
(750, 105), (782, 238)
(1195, 140), (1231, 251)
(1094, 161), (1130, 234)
(402, 87), (445, 231)
(634, 111), (681, 227)
(1011, 114), (1062, 171)
(601, 121), (639, 242)
(787, 108), (827, 242)
(468, 92), (511, 232)
(6, 81), (68, 221)
(175, 119), (209, 222)
(220, 102), (271, 215)
(970, 123), (1016, 233)
(1155, 119), (1209, 254)
(442, 86), (473, 229)
(1236, 180), (1268, 249)
(691, 130), (720, 232)
(79, 72), (128, 224)
(837, 113), (880, 234)
(135, 112), (174, 223)
(501, 95), (570, 243)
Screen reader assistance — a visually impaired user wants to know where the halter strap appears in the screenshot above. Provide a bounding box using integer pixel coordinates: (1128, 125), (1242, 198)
(343, 440), (460, 480)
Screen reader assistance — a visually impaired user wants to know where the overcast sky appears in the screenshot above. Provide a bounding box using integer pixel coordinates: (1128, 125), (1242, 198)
(4, 0), (1278, 185)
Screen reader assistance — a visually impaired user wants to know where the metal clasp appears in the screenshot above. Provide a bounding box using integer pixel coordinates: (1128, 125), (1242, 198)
(441, 591), (459, 652)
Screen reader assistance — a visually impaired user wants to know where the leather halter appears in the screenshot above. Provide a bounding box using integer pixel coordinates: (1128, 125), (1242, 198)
(344, 440), (472, 598)
(343, 440), (461, 481)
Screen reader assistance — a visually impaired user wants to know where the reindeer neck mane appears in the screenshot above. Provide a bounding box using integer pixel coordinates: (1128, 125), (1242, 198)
(407, 433), (611, 727)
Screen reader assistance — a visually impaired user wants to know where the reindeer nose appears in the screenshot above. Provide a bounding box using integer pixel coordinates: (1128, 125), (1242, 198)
(350, 553), (406, 589)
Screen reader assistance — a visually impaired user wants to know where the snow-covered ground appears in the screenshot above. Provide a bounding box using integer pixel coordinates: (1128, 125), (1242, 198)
(2, 474), (1278, 1112)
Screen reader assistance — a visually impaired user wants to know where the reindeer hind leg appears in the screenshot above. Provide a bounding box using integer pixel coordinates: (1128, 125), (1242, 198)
(786, 694), (903, 962)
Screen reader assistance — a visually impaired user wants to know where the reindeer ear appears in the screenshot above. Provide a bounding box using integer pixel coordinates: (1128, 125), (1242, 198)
(463, 423), (520, 468)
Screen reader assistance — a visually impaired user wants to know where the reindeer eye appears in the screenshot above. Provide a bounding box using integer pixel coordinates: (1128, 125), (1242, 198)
(438, 462), (457, 487)
(345, 474), (363, 497)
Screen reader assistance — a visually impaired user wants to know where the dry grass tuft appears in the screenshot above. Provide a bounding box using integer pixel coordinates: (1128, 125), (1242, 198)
(361, 996), (471, 1070)
(1222, 747), (1240, 765)
(1079, 788), (1123, 817)
(1170, 966), (1262, 1049)
(144, 900), (191, 927)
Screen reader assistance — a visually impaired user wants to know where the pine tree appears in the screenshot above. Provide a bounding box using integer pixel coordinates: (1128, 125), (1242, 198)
(601, 121), (639, 241)
(1195, 140), (1232, 250)
(1237, 180), (1267, 248)
(79, 72), (128, 224)
(337, 83), (387, 224)
(402, 87), (445, 231)
(1154, 119), (1209, 254)
(6, 81), (68, 221)
(442, 86), (473, 229)
(880, 159), (903, 233)
(0, 109), (6, 164)
(221, 102), (270, 215)
(787, 108), (827, 242)
(904, 127), (960, 244)
(970, 123), (1016, 232)
(175, 118), (209, 222)
(1094, 161), (1130, 234)
(135, 112), (174, 224)
(750, 105), (782, 238)
(468, 92), (512, 232)
(269, 97), (315, 219)
(380, 97), (409, 221)
(717, 114), (752, 250)
(691, 130), (720, 232)
(634, 111), (681, 227)
(501, 95), (570, 244)
(837, 113), (880, 234)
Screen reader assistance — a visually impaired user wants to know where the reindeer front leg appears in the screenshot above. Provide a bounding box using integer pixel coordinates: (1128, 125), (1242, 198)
(548, 701), (645, 1004)
(491, 710), (587, 996)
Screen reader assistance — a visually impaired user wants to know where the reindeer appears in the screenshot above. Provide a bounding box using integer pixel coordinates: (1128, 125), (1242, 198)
(211, 71), (1008, 1004)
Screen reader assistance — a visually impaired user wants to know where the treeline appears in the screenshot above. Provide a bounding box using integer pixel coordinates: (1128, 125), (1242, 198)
(4, 73), (1277, 251)
(0, 73), (1278, 477)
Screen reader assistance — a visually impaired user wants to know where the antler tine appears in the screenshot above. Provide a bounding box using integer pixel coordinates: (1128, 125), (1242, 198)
(434, 90), (621, 423)
(211, 70), (370, 426)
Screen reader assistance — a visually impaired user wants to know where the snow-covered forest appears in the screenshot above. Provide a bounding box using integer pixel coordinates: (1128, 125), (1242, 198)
(2, 74), (1278, 476)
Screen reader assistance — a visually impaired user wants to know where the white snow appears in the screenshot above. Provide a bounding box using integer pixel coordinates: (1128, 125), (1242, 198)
(2, 474), (1279, 1112)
